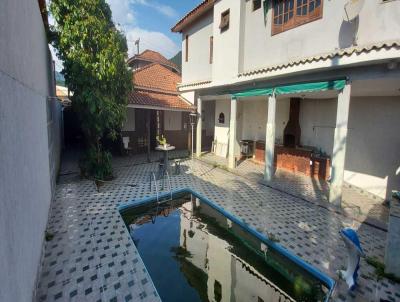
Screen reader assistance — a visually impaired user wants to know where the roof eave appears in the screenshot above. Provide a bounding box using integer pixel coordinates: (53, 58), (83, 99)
(171, 0), (214, 33)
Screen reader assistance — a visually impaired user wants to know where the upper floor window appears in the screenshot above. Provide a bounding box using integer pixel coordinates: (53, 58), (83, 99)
(253, 0), (262, 11)
(185, 35), (189, 62)
(272, 0), (323, 35)
(219, 9), (230, 32)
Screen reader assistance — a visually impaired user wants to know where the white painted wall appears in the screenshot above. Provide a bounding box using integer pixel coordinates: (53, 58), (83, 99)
(299, 96), (400, 200)
(0, 0), (60, 301)
(243, 0), (400, 72)
(213, 99), (231, 157)
(345, 96), (400, 200)
(178, 0), (400, 85)
(214, 99), (231, 144)
(239, 96), (290, 143)
(181, 10), (214, 84)
(299, 98), (337, 155)
(181, 91), (196, 105)
(211, 0), (245, 82)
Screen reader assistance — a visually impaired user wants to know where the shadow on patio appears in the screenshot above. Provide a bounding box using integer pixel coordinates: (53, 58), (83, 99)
(199, 152), (389, 230)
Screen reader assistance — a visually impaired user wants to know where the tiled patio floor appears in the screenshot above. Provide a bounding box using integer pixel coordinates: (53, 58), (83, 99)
(200, 152), (390, 230)
(36, 151), (399, 302)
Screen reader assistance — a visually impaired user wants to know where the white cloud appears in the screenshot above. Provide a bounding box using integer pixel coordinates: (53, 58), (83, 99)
(49, 45), (64, 72)
(107, 0), (179, 58)
(133, 0), (178, 18)
(106, 0), (136, 27)
(48, 0), (179, 71)
(126, 27), (179, 59)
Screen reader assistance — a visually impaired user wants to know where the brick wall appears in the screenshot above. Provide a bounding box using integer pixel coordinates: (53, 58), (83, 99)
(254, 143), (330, 180)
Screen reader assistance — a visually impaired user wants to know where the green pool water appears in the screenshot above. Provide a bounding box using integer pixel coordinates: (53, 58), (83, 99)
(121, 194), (329, 302)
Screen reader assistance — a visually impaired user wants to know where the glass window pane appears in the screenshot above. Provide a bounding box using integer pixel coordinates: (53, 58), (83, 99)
(289, 0), (294, 10)
(297, 7), (301, 15)
(289, 11), (293, 18)
(278, 15), (282, 24)
(302, 5), (307, 14)
(279, 1), (283, 12)
(284, 13), (288, 22)
(297, 0), (302, 6)
(316, 0), (321, 7)
(309, 2), (314, 12)
(274, 4), (278, 15)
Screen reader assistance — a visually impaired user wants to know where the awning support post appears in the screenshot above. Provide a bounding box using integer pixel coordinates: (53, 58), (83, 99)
(329, 82), (351, 207)
(196, 96), (202, 157)
(264, 93), (276, 182)
(228, 96), (238, 169)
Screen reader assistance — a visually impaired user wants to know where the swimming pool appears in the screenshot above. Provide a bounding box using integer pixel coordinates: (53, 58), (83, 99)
(119, 188), (335, 302)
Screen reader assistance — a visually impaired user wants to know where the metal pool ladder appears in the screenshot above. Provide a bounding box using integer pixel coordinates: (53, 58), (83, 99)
(149, 170), (173, 203)
(149, 171), (173, 224)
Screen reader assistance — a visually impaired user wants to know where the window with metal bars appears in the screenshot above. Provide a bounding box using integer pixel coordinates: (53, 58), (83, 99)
(272, 0), (323, 35)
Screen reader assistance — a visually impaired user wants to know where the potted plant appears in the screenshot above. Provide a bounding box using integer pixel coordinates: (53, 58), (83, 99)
(156, 135), (168, 148)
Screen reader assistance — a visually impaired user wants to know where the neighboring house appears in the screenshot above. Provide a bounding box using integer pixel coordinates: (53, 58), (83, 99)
(0, 0), (62, 301)
(56, 84), (71, 107)
(127, 49), (180, 73)
(172, 0), (400, 204)
(123, 50), (194, 154)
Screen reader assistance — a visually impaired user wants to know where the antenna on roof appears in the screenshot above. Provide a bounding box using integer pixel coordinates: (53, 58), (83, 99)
(134, 38), (140, 55)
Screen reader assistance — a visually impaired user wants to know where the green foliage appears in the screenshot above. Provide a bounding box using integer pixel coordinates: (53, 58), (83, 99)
(80, 145), (113, 180)
(156, 135), (167, 145)
(45, 231), (54, 241)
(49, 0), (132, 179)
(366, 256), (400, 283)
(169, 51), (182, 71)
(267, 232), (280, 243)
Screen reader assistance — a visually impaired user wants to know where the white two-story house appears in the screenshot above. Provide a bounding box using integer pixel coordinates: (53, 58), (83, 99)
(172, 0), (400, 206)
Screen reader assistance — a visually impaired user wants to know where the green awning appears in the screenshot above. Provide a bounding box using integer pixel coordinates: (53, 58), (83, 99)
(231, 79), (346, 99)
(275, 79), (346, 95)
(232, 87), (274, 98)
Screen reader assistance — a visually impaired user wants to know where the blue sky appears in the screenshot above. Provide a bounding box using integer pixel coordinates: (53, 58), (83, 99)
(51, 0), (200, 71)
(106, 0), (201, 59)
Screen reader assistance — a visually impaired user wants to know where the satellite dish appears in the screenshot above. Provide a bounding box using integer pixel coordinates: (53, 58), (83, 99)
(343, 0), (365, 22)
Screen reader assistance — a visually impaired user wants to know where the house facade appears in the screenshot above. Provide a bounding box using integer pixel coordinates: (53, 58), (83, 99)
(123, 50), (194, 155)
(0, 0), (62, 300)
(172, 0), (400, 205)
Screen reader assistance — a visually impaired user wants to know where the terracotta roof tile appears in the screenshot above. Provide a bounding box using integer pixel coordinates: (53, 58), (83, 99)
(171, 0), (214, 33)
(128, 90), (194, 111)
(133, 63), (181, 92)
(128, 49), (179, 71)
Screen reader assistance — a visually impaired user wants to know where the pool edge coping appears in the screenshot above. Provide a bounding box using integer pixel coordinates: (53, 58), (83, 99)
(118, 187), (336, 302)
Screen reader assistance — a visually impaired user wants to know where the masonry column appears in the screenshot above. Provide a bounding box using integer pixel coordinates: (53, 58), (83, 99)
(264, 93), (276, 182)
(196, 96), (202, 157)
(329, 82), (351, 207)
(228, 96), (237, 169)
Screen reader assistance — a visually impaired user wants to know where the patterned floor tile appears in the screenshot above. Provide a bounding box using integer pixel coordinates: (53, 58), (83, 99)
(35, 151), (399, 302)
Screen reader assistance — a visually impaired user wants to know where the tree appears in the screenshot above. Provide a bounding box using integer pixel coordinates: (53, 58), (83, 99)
(49, 0), (132, 179)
